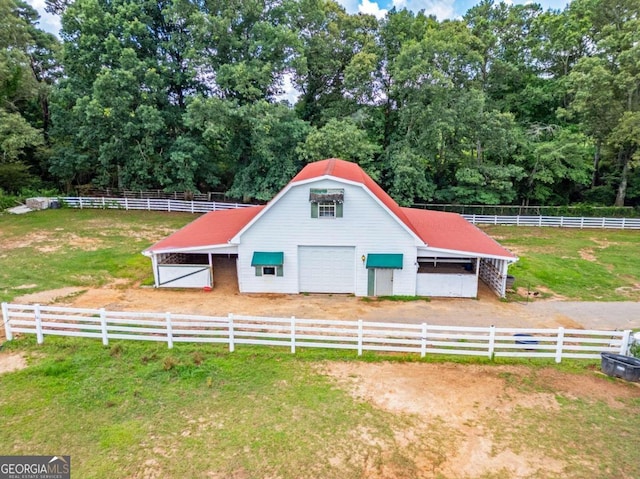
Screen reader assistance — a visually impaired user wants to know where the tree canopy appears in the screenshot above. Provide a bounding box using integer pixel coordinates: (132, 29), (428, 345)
(1, 0), (638, 206)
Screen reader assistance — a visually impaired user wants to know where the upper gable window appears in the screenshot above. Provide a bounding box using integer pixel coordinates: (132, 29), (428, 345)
(310, 188), (344, 219)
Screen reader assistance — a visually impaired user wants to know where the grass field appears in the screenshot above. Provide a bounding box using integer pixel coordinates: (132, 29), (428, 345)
(483, 225), (640, 301)
(0, 209), (194, 303)
(1, 209), (639, 302)
(1, 209), (640, 478)
(1, 337), (639, 479)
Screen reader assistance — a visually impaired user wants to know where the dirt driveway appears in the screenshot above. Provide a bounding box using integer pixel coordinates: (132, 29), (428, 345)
(9, 256), (640, 331)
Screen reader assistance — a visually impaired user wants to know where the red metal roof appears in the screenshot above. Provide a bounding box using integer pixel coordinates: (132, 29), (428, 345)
(401, 207), (516, 258)
(147, 159), (515, 259)
(146, 206), (265, 253)
(292, 158), (421, 237)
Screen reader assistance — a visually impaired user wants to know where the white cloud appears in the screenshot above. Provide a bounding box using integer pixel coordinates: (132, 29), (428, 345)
(334, 0), (361, 14)
(359, 0), (388, 19)
(392, 0), (456, 20)
(24, 0), (61, 36)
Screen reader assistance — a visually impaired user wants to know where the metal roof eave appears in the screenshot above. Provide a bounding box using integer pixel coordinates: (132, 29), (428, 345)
(417, 246), (518, 263)
(143, 243), (239, 256)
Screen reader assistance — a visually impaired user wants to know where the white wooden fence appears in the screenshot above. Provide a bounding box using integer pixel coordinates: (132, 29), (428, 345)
(463, 214), (640, 229)
(2, 303), (632, 362)
(55, 197), (640, 229)
(60, 197), (254, 214)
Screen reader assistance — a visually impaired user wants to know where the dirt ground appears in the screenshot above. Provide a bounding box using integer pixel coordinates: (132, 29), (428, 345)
(319, 361), (639, 478)
(1, 350), (637, 478)
(9, 257), (640, 332)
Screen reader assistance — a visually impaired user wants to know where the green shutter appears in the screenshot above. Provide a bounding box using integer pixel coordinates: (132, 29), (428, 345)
(277, 265), (283, 277)
(255, 266), (262, 277)
(311, 202), (318, 218)
(336, 202), (343, 218)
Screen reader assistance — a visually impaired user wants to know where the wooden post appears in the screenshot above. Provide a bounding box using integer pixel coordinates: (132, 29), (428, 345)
(620, 330), (632, 355)
(555, 327), (565, 363)
(1, 302), (12, 341)
(357, 320), (363, 356)
(79, 197), (84, 209)
(100, 308), (108, 346)
(488, 325), (496, 360)
(166, 312), (173, 349)
(228, 313), (235, 352)
(290, 316), (296, 354)
(35, 304), (43, 345)
(420, 323), (427, 358)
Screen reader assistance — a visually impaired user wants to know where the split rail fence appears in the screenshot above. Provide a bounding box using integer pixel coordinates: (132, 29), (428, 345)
(2, 303), (632, 363)
(55, 197), (640, 229)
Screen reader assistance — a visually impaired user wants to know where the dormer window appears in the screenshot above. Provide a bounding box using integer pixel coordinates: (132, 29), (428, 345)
(310, 188), (344, 218)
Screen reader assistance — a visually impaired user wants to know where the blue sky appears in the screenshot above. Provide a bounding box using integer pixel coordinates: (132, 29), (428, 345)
(27, 0), (571, 36)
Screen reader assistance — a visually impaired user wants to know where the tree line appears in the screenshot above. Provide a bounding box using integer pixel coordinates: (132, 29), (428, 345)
(1, 0), (639, 206)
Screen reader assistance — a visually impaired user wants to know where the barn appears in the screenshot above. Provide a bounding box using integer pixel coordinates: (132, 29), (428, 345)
(143, 158), (517, 297)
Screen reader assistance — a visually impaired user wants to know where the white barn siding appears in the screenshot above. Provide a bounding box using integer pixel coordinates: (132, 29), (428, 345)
(236, 179), (419, 296)
(416, 274), (477, 297)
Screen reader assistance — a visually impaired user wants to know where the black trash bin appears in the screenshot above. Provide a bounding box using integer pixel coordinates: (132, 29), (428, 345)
(600, 352), (640, 382)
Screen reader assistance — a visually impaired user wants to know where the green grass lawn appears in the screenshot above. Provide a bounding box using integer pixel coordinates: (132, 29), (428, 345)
(1, 338), (639, 479)
(483, 226), (640, 301)
(0, 209), (194, 302)
(1, 209), (639, 302)
(2, 211), (640, 477)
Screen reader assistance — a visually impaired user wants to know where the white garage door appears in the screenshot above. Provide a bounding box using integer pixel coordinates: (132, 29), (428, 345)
(299, 246), (355, 293)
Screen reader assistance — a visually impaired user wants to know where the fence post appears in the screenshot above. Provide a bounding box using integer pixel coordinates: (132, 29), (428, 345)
(622, 217), (626, 230)
(357, 319), (363, 356)
(124, 197), (129, 210)
(555, 327), (565, 363)
(228, 313), (235, 352)
(167, 200), (172, 213)
(166, 312), (174, 349)
(420, 323), (427, 358)
(560, 216), (564, 227)
(191, 201), (195, 214)
(620, 330), (632, 355)
(100, 308), (108, 346)
(35, 304), (43, 345)
(488, 325), (496, 360)
(79, 197), (84, 209)
(147, 198), (151, 211)
(291, 316), (296, 354)
(1, 302), (12, 341)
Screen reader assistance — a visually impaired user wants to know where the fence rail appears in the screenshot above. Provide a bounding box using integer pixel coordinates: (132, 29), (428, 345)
(53, 197), (640, 229)
(2, 303), (632, 362)
(60, 197), (254, 213)
(462, 214), (640, 229)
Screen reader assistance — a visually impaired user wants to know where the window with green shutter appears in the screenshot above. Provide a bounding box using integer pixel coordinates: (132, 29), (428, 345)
(309, 188), (344, 218)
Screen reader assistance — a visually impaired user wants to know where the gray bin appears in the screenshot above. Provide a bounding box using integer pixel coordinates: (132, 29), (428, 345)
(600, 352), (640, 382)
